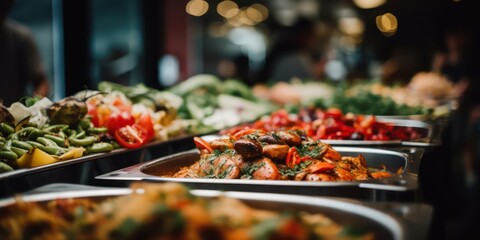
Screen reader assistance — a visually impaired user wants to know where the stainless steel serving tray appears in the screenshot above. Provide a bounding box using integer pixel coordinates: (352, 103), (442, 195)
(96, 146), (423, 199)
(0, 183), (432, 240)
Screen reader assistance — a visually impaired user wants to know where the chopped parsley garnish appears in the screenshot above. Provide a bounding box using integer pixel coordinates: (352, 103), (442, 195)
(217, 165), (235, 179)
(222, 148), (236, 156)
(241, 162), (265, 179)
(243, 132), (261, 141)
(279, 161), (312, 177)
(296, 141), (325, 159)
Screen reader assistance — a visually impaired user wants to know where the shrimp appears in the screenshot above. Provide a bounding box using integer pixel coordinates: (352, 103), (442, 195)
(262, 144), (289, 162)
(249, 157), (280, 180)
(210, 138), (234, 151)
(198, 154), (240, 179)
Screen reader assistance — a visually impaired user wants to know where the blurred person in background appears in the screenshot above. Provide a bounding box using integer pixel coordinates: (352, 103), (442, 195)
(0, 0), (49, 106)
(431, 26), (474, 100)
(256, 17), (325, 84)
(431, 25), (480, 239)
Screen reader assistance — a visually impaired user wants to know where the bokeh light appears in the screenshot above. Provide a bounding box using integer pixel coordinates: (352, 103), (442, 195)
(353, 0), (386, 9)
(217, 1), (239, 18)
(376, 13), (398, 36)
(186, 0), (209, 17)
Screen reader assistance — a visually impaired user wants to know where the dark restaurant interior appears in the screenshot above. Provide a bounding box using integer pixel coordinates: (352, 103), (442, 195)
(1, 0), (480, 239)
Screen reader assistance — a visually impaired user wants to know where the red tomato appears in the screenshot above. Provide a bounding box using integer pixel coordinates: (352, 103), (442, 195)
(88, 104), (111, 128)
(114, 124), (148, 149)
(136, 112), (154, 141)
(307, 161), (335, 173)
(106, 111), (135, 135)
(193, 137), (213, 153)
(286, 147), (301, 168)
(87, 102), (99, 126)
(325, 108), (343, 120)
(232, 128), (260, 140)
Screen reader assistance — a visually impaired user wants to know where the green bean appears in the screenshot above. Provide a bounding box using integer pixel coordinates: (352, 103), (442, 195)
(58, 131), (66, 139)
(77, 118), (92, 130)
(0, 123), (14, 135)
(36, 145), (66, 155)
(27, 140), (45, 148)
(43, 124), (69, 133)
(12, 127), (37, 140)
(2, 139), (12, 150)
(87, 142), (113, 154)
(28, 129), (46, 141)
(12, 140), (33, 150)
(110, 141), (122, 150)
(25, 122), (38, 128)
(36, 137), (59, 147)
(74, 130), (86, 139)
(0, 162), (14, 173)
(69, 136), (97, 146)
(87, 127), (108, 134)
(10, 147), (27, 158)
(64, 129), (77, 138)
(0, 150), (17, 161)
(43, 134), (67, 147)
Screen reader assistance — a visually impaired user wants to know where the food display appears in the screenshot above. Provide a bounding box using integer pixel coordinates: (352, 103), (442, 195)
(0, 97), (117, 172)
(0, 75), (274, 173)
(221, 109), (428, 142)
(0, 182), (376, 240)
(168, 74), (278, 131)
(339, 72), (461, 118)
(170, 129), (397, 181)
(253, 79), (432, 117)
(0, 72), (441, 240)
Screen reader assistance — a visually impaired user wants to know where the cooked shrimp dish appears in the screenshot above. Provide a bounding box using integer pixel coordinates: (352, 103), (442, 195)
(172, 129), (395, 181)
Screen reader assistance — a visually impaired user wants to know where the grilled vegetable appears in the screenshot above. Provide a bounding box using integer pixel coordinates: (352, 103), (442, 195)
(47, 97), (88, 126)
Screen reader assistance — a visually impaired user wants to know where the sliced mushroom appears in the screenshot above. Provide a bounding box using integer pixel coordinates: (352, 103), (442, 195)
(233, 138), (263, 160)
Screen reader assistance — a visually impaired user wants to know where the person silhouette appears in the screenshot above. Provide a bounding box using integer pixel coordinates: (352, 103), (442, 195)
(0, 0), (49, 106)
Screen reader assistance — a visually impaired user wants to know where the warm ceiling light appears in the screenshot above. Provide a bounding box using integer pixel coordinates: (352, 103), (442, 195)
(217, 1), (239, 18)
(239, 8), (255, 26)
(339, 17), (364, 35)
(186, 0), (209, 17)
(353, 0), (386, 9)
(246, 6), (263, 23)
(250, 3), (269, 21)
(376, 13), (398, 36)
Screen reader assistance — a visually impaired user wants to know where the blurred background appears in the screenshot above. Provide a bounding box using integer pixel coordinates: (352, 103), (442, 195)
(6, 0), (479, 239)
(8, 0), (478, 96)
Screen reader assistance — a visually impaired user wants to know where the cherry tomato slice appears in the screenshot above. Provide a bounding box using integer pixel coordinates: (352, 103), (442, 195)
(286, 147), (301, 168)
(107, 111), (135, 135)
(307, 161), (335, 173)
(137, 112), (155, 141)
(114, 125), (146, 149)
